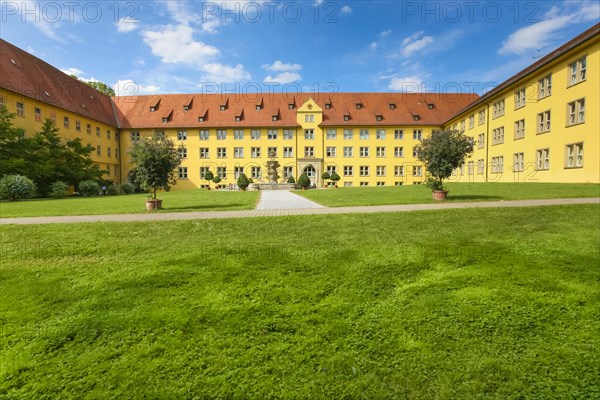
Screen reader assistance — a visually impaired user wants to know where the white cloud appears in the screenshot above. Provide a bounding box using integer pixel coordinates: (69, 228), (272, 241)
(400, 31), (434, 57)
(499, 0), (600, 55)
(142, 24), (219, 66)
(164, 2), (200, 24)
(112, 80), (161, 96)
(379, 30), (392, 39)
(201, 63), (251, 83)
(262, 60), (302, 72)
(26, 46), (35, 54)
(389, 75), (426, 92)
(115, 17), (139, 33)
(264, 72), (302, 84)
(369, 42), (378, 50)
(340, 5), (352, 14)
(61, 67), (84, 77)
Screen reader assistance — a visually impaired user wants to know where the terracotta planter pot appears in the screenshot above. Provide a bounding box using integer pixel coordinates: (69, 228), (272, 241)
(145, 199), (163, 211)
(432, 190), (449, 201)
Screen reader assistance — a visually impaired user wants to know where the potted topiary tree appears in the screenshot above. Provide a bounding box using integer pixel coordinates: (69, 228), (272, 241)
(321, 171), (331, 188)
(297, 173), (311, 190)
(212, 175), (222, 188)
(128, 135), (180, 211)
(287, 176), (295, 184)
(237, 173), (250, 191)
(416, 129), (474, 200)
(203, 171), (214, 190)
(330, 172), (341, 188)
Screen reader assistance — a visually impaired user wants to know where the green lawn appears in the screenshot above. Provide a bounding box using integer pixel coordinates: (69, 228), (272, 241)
(0, 189), (260, 218)
(1, 205), (599, 398)
(296, 182), (600, 207)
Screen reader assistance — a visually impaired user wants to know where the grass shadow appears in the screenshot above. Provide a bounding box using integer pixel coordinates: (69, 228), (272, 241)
(448, 195), (503, 201)
(160, 203), (250, 212)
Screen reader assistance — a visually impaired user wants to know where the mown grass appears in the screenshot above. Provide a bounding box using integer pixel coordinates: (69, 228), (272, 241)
(296, 182), (600, 207)
(0, 189), (260, 218)
(1, 205), (599, 399)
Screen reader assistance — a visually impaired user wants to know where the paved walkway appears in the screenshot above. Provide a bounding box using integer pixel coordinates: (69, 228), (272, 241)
(1, 198), (597, 225)
(256, 190), (324, 210)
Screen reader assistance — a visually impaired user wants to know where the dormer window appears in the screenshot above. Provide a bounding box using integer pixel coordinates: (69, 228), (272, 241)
(256, 105), (262, 111)
(376, 115), (383, 121)
(272, 115), (278, 121)
(389, 103), (396, 109)
(150, 106), (156, 112)
(413, 115), (421, 121)
(288, 103), (295, 109)
(183, 105), (190, 112)
(427, 103), (435, 110)
(220, 105), (226, 111)
(235, 116), (241, 122)
(198, 116), (205, 122)
(325, 103), (331, 109)
(162, 118), (168, 123)
(356, 103), (362, 109)
(343, 115), (350, 121)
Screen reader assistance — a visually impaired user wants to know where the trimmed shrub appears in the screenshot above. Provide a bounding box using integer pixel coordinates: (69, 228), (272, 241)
(321, 172), (331, 180)
(330, 172), (341, 184)
(237, 173), (250, 190)
(49, 181), (69, 198)
(0, 174), (36, 200)
(287, 176), (295, 184)
(79, 180), (100, 197)
(297, 173), (311, 189)
(121, 183), (135, 194)
(212, 176), (222, 185)
(107, 185), (119, 195)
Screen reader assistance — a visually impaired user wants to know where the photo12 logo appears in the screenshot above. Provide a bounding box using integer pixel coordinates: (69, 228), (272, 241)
(1, 1), (139, 24)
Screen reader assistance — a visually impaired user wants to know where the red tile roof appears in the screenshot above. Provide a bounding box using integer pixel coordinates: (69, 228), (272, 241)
(0, 38), (118, 127)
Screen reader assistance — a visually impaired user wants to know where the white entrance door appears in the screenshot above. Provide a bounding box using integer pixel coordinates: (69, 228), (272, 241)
(304, 165), (316, 186)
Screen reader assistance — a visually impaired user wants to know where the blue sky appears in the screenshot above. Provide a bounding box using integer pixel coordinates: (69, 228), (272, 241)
(1, 1), (598, 96)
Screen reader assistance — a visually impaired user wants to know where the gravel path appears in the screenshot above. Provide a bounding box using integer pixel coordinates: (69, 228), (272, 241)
(1, 198), (598, 225)
(256, 190), (324, 210)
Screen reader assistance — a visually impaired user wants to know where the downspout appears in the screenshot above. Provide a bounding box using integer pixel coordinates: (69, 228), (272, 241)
(485, 102), (491, 182)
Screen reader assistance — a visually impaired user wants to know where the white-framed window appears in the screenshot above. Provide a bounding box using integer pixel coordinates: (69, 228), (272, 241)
(304, 114), (314, 123)
(515, 87), (526, 109)
(326, 146), (336, 157)
(476, 159), (484, 174)
(251, 166), (261, 179)
(268, 147), (277, 157)
(16, 102), (24, 116)
(344, 129), (354, 140)
(75, 120), (81, 131)
(376, 181), (385, 186)
(326, 129), (336, 140)
(491, 156), (504, 173)
(251, 130), (261, 140)
(177, 130), (187, 140)
(537, 110), (551, 134)
(107, 130), (111, 140)
(344, 166), (353, 176)
(87, 124), (92, 134)
(412, 146), (419, 157)
(376, 129), (386, 139)
(217, 167), (226, 179)
(107, 147), (112, 158)
(360, 182), (369, 186)
(199, 130), (209, 140)
(492, 127), (504, 145)
(96, 145), (101, 156)
(283, 166), (294, 178)
(359, 129), (369, 140)
(413, 130), (422, 140)
(394, 129), (404, 140)
(200, 167), (210, 179)
(131, 131), (140, 141)
(326, 165), (337, 175)
(468, 161), (474, 175)
(304, 129), (314, 140)
(344, 182), (353, 187)
(394, 165), (404, 176)
(234, 147), (244, 158)
(217, 130), (226, 140)
(565, 143), (583, 168)
(234, 166), (244, 179)
(514, 120), (525, 140)
(343, 147), (353, 157)
(478, 110), (486, 125)
(394, 147), (404, 157)
(412, 166), (422, 177)
(376, 147), (386, 157)
(536, 148), (550, 170)
(178, 147), (187, 159)
(217, 147), (226, 158)
(304, 146), (314, 157)
(460, 120), (466, 132)
(568, 56), (586, 86)
(492, 99), (505, 119)
(567, 98), (585, 126)
(477, 133), (485, 149)
(234, 129), (244, 140)
(178, 167), (188, 179)
(251, 147), (261, 158)
(538, 74), (552, 99)
(513, 152), (524, 172)
(63, 116), (69, 128)
(359, 166), (369, 176)
(268, 129), (278, 140)
(468, 115), (475, 129)
(359, 147), (369, 157)
(376, 166), (386, 176)
(96, 127), (101, 137)
(283, 147), (293, 158)
(283, 129), (294, 140)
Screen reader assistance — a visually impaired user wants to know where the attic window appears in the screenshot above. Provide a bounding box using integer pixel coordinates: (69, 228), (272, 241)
(325, 103), (331, 109)
(256, 105), (262, 111)
(413, 115), (421, 121)
(150, 106), (156, 112)
(162, 117), (168, 123)
(288, 103), (295, 109)
(198, 116), (205, 122)
(235, 116), (241, 122)
(427, 103), (435, 110)
(220, 105), (226, 111)
(343, 115), (350, 121)
(272, 115), (278, 121)
(389, 103), (396, 109)
(356, 103), (362, 109)
(183, 105), (190, 111)
(376, 115), (383, 121)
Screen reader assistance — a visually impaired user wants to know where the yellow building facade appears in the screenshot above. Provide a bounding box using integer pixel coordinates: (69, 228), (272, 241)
(1, 24), (598, 190)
